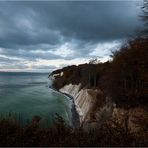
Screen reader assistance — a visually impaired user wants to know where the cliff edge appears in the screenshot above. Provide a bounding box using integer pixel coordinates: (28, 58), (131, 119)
(49, 38), (148, 131)
(49, 63), (115, 129)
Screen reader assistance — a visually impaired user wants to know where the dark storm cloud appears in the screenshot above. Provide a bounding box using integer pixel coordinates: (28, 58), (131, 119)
(0, 48), (63, 61)
(0, 1), (142, 48)
(0, 1), (143, 71)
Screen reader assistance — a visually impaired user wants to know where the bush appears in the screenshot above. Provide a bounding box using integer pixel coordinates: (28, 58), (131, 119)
(0, 115), (147, 147)
(103, 38), (148, 108)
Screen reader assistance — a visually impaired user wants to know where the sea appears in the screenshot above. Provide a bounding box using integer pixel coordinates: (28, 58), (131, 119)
(0, 72), (72, 127)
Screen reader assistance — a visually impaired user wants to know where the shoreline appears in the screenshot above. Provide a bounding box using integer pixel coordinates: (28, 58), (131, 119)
(49, 86), (80, 128)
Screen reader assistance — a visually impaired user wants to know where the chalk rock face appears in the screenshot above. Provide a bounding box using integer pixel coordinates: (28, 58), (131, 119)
(60, 83), (94, 123)
(60, 84), (114, 128)
(60, 83), (81, 98)
(74, 88), (96, 123)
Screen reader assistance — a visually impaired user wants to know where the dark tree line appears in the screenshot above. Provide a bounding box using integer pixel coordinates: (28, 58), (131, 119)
(102, 38), (148, 108)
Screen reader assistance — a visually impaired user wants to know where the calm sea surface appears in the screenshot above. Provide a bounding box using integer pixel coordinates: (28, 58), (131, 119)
(0, 72), (72, 126)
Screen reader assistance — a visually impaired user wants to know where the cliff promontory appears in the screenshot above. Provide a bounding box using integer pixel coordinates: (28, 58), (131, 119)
(49, 62), (115, 128)
(49, 38), (148, 132)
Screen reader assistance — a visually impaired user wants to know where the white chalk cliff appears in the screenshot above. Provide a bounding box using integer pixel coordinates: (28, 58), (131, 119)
(50, 70), (147, 132)
(60, 83), (115, 129)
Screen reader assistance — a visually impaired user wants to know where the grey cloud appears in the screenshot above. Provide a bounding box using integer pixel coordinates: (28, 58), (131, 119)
(0, 2), (63, 49)
(0, 57), (20, 63)
(0, 1), (142, 48)
(36, 1), (142, 42)
(0, 62), (29, 70)
(0, 1), (144, 71)
(0, 48), (62, 61)
(31, 65), (57, 70)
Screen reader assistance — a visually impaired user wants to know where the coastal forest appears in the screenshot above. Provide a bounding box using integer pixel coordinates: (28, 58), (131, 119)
(0, 37), (147, 147)
(52, 38), (148, 108)
(0, 1), (148, 147)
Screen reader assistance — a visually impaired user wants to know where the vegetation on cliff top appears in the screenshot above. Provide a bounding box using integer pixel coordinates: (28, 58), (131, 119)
(51, 62), (110, 89)
(1, 1), (147, 147)
(51, 38), (148, 108)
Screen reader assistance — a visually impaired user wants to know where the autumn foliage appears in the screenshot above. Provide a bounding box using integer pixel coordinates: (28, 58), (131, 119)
(103, 38), (148, 108)
(51, 38), (148, 108)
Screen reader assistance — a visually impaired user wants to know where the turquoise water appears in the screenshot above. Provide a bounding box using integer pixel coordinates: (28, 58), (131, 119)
(0, 72), (71, 126)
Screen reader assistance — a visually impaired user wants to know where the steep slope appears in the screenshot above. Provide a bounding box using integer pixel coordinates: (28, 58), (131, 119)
(49, 38), (148, 131)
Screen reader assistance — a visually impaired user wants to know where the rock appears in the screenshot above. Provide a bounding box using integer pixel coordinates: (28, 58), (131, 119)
(111, 107), (148, 133)
(60, 83), (114, 130)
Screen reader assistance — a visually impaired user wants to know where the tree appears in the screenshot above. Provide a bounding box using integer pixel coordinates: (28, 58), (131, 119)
(89, 57), (100, 64)
(103, 38), (148, 108)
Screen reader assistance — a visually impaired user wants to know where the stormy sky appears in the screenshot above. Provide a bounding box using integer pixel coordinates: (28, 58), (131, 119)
(0, 1), (144, 72)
